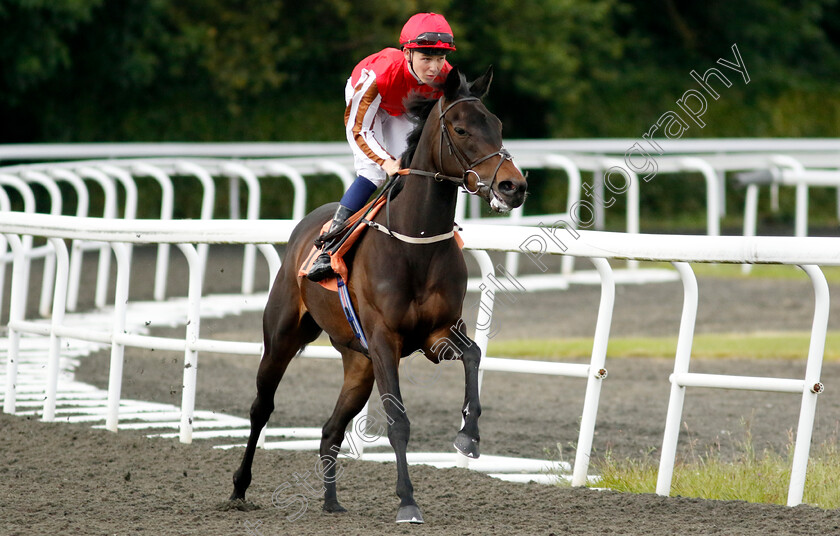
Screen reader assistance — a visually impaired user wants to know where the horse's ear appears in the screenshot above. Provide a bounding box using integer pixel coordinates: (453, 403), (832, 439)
(469, 66), (494, 99)
(444, 66), (463, 101)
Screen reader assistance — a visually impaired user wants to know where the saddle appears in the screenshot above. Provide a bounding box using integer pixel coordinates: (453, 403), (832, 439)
(297, 197), (388, 291)
(297, 192), (464, 353)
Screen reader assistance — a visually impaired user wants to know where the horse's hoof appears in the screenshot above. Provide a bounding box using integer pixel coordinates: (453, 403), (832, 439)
(396, 504), (424, 524)
(453, 432), (480, 459)
(323, 500), (347, 514)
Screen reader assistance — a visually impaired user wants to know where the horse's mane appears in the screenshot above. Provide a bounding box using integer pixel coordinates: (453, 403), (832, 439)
(383, 93), (437, 200)
(399, 94), (439, 167)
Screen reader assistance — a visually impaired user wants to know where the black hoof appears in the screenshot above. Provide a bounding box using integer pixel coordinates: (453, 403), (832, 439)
(396, 504), (424, 524)
(323, 500), (347, 514)
(453, 431), (480, 458)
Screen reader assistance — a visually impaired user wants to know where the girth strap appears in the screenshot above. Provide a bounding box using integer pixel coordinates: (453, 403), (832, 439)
(365, 219), (461, 244)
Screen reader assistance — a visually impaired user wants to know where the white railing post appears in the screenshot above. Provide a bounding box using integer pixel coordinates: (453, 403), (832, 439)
(176, 161), (217, 274)
(656, 262), (699, 496)
(787, 264), (829, 506)
(131, 163), (175, 301)
(177, 243), (203, 444)
(3, 234), (26, 414)
(679, 157), (720, 237)
(20, 171), (63, 317)
(256, 242), (282, 284)
(48, 168), (90, 312)
(315, 160), (355, 191)
(76, 167), (118, 309)
(546, 154), (582, 276)
(0, 175), (37, 314)
(222, 163), (261, 294)
(0, 190), (12, 321)
(99, 164), (139, 274)
(571, 257), (614, 486)
(741, 184), (759, 274)
(770, 156), (808, 238)
(264, 162), (308, 221)
(41, 238), (70, 422)
(228, 175), (240, 220)
(795, 183), (809, 238)
(105, 243), (132, 432)
(593, 166), (605, 230)
(601, 159), (639, 269)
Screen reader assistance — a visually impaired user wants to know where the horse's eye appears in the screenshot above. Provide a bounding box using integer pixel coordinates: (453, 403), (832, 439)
(453, 127), (467, 136)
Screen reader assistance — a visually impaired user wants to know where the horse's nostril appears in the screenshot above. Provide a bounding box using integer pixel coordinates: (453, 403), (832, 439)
(499, 181), (516, 194)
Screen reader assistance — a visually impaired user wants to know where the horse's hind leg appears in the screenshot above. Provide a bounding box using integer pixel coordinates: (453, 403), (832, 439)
(319, 345), (375, 513)
(229, 302), (321, 503)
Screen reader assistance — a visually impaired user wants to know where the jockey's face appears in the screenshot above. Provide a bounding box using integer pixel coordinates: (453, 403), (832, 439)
(404, 50), (447, 85)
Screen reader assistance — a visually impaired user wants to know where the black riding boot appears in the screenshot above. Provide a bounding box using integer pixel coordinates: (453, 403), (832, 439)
(306, 205), (355, 282)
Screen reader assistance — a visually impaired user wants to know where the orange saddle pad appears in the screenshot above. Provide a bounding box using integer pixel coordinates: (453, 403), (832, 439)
(298, 198), (387, 291)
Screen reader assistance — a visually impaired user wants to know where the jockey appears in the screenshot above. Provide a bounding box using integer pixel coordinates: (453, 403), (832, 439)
(306, 12), (456, 282)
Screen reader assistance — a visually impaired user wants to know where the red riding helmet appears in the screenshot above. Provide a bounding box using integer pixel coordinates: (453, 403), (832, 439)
(399, 12), (456, 52)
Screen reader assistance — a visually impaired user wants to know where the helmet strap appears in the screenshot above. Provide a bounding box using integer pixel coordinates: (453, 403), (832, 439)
(406, 50), (422, 83)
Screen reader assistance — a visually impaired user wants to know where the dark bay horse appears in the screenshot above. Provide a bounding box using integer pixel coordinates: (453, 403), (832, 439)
(229, 66), (527, 524)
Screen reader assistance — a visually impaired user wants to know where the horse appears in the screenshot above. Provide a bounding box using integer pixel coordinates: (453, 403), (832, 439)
(229, 66), (528, 524)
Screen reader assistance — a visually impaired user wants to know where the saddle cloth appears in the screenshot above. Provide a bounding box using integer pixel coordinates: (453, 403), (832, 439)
(298, 197), (464, 291)
(297, 197), (387, 291)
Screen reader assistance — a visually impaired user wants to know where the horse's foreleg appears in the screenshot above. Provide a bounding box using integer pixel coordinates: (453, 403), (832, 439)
(319, 349), (375, 513)
(368, 332), (423, 524)
(427, 327), (483, 459)
(454, 340), (482, 459)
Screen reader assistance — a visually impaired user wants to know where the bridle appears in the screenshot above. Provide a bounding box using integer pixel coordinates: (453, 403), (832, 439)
(397, 96), (512, 197)
(360, 96), (515, 245)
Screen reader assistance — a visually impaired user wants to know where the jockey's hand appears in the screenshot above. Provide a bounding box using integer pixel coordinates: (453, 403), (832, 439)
(382, 158), (401, 177)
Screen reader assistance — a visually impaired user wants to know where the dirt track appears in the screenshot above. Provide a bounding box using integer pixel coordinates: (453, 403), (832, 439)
(3, 245), (840, 535)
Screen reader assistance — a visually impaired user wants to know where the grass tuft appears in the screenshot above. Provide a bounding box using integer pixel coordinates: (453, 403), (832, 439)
(641, 262), (840, 283)
(581, 427), (840, 508)
(487, 331), (840, 361)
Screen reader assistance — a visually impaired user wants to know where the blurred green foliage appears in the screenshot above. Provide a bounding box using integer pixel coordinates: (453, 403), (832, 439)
(1, 0), (838, 225)
(2, 0), (838, 142)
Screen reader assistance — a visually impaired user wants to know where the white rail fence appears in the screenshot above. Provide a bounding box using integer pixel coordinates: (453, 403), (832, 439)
(0, 158), (354, 321)
(0, 142), (837, 497)
(0, 211), (837, 506)
(466, 225), (837, 506)
(2, 141), (837, 292)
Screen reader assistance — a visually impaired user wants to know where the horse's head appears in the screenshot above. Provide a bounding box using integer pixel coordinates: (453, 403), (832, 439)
(436, 66), (528, 212)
